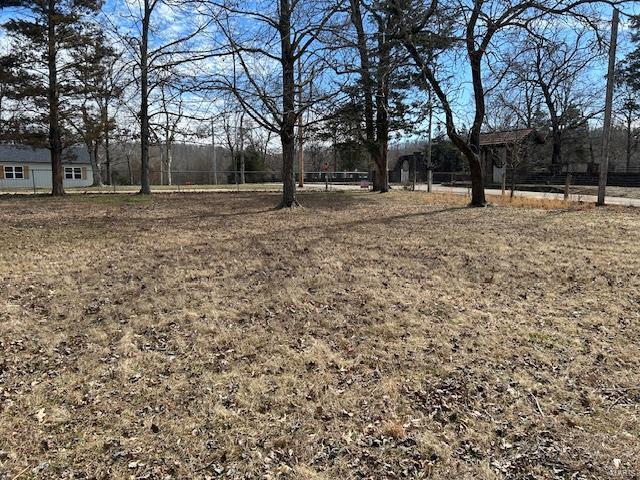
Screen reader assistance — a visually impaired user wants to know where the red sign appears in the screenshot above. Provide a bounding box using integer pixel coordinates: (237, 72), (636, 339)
(321, 162), (329, 172)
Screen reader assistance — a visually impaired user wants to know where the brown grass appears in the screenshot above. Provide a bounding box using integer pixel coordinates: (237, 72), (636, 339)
(0, 191), (639, 479)
(423, 191), (596, 210)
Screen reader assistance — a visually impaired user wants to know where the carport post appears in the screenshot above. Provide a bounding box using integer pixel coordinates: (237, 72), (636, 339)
(411, 155), (416, 191)
(564, 173), (572, 201)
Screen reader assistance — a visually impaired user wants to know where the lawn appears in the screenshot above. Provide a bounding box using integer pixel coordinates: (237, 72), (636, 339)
(0, 191), (639, 479)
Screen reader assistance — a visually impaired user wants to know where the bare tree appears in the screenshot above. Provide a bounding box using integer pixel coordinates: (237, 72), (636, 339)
(105, 0), (214, 194)
(392, 0), (618, 206)
(150, 80), (185, 185)
(71, 27), (121, 186)
(524, 28), (603, 167)
(98, 52), (127, 186)
(217, 96), (243, 182)
(485, 79), (544, 131)
(210, 0), (345, 207)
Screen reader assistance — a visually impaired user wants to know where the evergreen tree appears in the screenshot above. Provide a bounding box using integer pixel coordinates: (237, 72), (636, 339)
(618, 16), (640, 172)
(0, 0), (102, 195)
(0, 54), (19, 138)
(625, 15), (640, 91)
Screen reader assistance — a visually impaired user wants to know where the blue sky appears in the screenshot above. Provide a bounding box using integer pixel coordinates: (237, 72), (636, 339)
(1, 1), (639, 146)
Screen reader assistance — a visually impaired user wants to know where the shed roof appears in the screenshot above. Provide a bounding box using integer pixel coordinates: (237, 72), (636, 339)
(0, 145), (91, 164)
(479, 129), (544, 146)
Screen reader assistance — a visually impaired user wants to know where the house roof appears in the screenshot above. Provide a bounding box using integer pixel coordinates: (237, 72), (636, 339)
(479, 129), (545, 146)
(0, 145), (91, 164)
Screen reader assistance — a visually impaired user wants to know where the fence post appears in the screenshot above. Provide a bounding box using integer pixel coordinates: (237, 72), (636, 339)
(501, 171), (506, 196)
(32, 174), (36, 194)
(564, 173), (572, 201)
(427, 168), (433, 193)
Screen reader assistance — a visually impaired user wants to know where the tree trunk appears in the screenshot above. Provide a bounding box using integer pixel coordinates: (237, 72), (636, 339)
(239, 116), (245, 184)
(91, 141), (103, 186)
(166, 142), (173, 185)
(551, 126), (562, 166)
(297, 57), (304, 188)
(372, 152), (389, 192)
(541, 80), (562, 168)
(349, 0), (379, 189)
(277, 0), (299, 208)
(139, 1), (151, 195)
(47, 0), (64, 196)
(127, 155), (133, 185)
(467, 153), (485, 206)
(373, 22), (390, 193)
(159, 146), (164, 185)
(105, 134), (112, 185)
(402, 37), (485, 206)
(626, 114), (632, 173)
(0, 90), (4, 137)
(467, 52), (487, 207)
(281, 131), (297, 206)
(104, 105), (112, 185)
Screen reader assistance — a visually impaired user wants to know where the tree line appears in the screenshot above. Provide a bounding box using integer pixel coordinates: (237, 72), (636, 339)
(0, 0), (638, 207)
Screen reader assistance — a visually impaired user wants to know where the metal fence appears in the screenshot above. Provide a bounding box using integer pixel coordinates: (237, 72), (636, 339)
(3, 167), (640, 204)
(144, 169), (370, 186)
(0, 169), (373, 194)
(401, 169), (640, 203)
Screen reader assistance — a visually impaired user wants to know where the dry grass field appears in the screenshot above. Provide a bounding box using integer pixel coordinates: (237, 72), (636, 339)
(1, 191), (639, 480)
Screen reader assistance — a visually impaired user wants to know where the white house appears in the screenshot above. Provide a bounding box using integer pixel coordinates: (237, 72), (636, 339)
(0, 145), (94, 190)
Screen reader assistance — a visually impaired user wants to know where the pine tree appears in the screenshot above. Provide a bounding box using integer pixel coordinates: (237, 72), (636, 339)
(618, 15), (640, 172)
(0, 0), (102, 195)
(0, 54), (19, 138)
(624, 15), (640, 91)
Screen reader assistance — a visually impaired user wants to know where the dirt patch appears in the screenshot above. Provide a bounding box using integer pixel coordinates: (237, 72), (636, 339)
(1, 191), (639, 479)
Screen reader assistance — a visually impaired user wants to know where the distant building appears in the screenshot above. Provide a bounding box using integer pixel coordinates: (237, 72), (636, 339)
(387, 128), (639, 187)
(0, 145), (93, 189)
(390, 152), (428, 184)
(479, 129), (546, 184)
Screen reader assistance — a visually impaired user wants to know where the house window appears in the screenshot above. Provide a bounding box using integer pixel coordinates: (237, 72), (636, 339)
(64, 167), (82, 179)
(4, 166), (24, 179)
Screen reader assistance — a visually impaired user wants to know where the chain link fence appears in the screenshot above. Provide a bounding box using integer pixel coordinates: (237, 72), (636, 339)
(400, 169), (640, 202)
(0, 169), (373, 193)
(3, 166), (640, 203)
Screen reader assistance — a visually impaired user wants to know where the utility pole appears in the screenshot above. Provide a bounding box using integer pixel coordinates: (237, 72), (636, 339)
(426, 88), (434, 193)
(239, 114), (245, 184)
(597, 8), (619, 206)
(297, 57), (304, 188)
(211, 119), (218, 185)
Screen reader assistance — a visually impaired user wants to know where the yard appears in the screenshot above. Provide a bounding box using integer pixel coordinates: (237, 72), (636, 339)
(0, 192), (639, 479)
